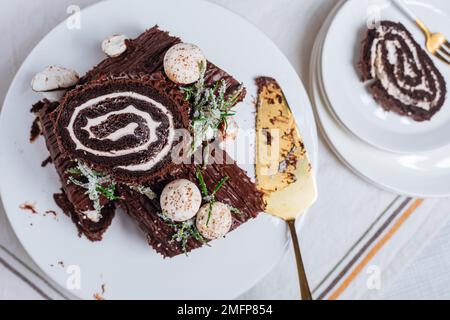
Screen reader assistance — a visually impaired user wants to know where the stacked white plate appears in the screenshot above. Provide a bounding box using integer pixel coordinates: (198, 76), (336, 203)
(310, 0), (450, 197)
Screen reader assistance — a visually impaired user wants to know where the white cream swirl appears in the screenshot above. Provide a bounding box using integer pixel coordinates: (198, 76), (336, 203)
(67, 92), (175, 172)
(369, 26), (444, 111)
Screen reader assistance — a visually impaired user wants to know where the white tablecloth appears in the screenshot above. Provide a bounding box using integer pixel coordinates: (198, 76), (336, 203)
(1, 0), (450, 300)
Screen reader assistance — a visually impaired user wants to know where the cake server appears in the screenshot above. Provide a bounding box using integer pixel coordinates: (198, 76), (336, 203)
(393, 0), (450, 65)
(255, 78), (318, 300)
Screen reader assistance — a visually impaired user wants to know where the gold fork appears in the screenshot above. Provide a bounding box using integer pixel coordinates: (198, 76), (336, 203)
(393, 0), (450, 65)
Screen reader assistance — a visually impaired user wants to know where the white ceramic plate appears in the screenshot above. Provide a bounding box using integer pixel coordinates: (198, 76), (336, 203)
(0, 0), (318, 300)
(312, 0), (450, 198)
(321, 0), (450, 154)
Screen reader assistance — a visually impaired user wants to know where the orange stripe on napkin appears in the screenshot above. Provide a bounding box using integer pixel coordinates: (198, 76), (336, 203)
(328, 199), (424, 300)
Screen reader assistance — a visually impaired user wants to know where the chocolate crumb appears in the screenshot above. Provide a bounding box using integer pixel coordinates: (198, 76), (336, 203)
(101, 283), (106, 295)
(94, 283), (106, 300)
(20, 203), (38, 214)
(30, 100), (48, 113)
(30, 118), (42, 143)
(41, 156), (52, 167)
(45, 210), (57, 216)
(93, 293), (105, 301)
(45, 210), (59, 220)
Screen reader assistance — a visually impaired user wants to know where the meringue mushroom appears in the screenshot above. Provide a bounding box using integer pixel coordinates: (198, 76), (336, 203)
(102, 34), (128, 58)
(196, 202), (232, 240)
(160, 179), (202, 222)
(164, 43), (207, 84)
(31, 66), (79, 101)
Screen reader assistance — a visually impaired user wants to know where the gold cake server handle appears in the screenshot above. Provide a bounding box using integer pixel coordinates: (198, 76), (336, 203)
(287, 219), (312, 300)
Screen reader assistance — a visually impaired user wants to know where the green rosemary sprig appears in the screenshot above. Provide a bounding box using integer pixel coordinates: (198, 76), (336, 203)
(229, 206), (244, 216)
(66, 167), (81, 175)
(212, 176), (229, 197)
(180, 61), (206, 102)
(157, 168), (240, 254)
(181, 61), (243, 151)
(195, 167), (231, 226)
(96, 183), (118, 201)
(66, 161), (118, 217)
(131, 185), (157, 200)
(158, 212), (206, 255)
(195, 167), (209, 197)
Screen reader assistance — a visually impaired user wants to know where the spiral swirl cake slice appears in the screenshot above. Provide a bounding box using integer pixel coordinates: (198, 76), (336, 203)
(56, 75), (190, 184)
(359, 21), (447, 121)
(35, 100), (115, 241)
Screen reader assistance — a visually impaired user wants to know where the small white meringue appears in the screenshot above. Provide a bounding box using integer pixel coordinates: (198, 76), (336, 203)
(196, 202), (232, 240)
(102, 34), (128, 58)
(164, 43), (207, 84)
(160, 179), (202, 222)
(31, 66), (79, 101)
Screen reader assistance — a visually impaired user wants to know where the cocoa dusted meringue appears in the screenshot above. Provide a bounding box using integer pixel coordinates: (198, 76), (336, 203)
(160, 179), (202, 222)
(163, 43), (206, 84)
(102, 35), (128, 58)
(196, 202), (232, 240)
(31, 66), (79, 101)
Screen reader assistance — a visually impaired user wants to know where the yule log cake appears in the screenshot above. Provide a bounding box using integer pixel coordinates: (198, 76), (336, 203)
(359, 21), (447, 121)
(31, 27), (264, 257)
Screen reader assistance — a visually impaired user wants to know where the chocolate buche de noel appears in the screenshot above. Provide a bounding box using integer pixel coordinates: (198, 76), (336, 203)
(359, 21), (447, 122)
(31, 27), (264, 257)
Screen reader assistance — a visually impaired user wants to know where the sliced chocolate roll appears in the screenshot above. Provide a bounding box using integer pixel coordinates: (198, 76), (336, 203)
(359, 21), (447, 121)
(36, 100), (115, 241)
(55, 75), (191, 184)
